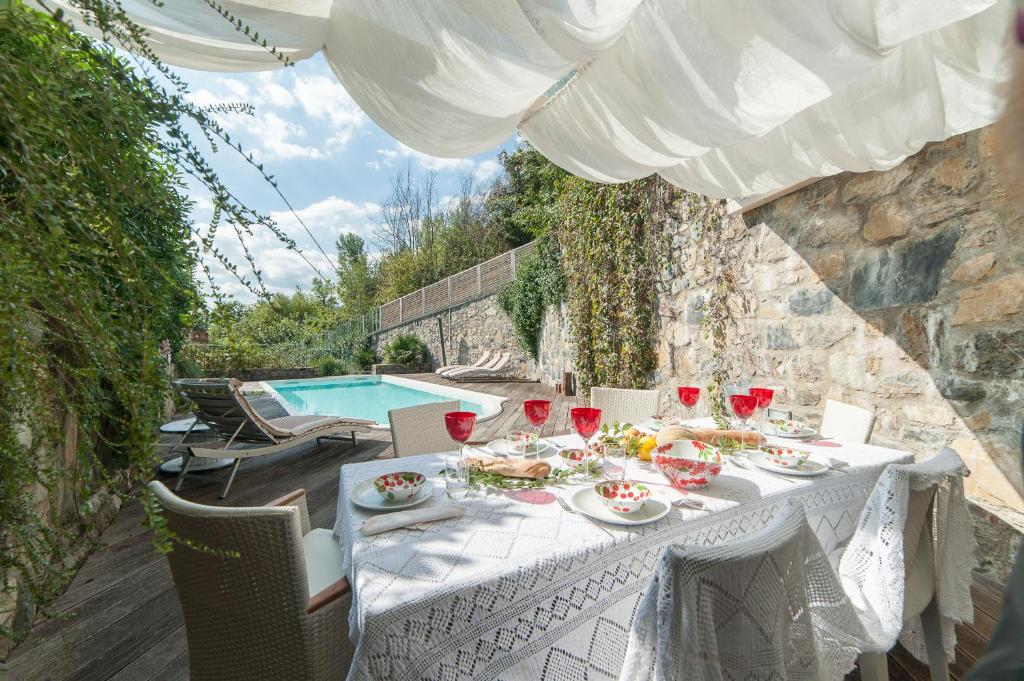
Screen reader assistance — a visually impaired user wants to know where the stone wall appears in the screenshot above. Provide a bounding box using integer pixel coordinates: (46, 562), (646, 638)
(534, 302), (575, 386)
(373, 296), (534, 378)
(654, 128), (1022, 580)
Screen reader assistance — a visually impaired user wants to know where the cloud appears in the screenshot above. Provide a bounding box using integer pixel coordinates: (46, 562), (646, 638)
(196, 195), (381, 301)
(186, 67), (367, 162)
(371, 143), (503, 185)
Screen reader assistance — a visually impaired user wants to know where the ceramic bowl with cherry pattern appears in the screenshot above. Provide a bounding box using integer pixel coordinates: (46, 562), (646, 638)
(595, 480), (651, 515)
(652, 440), (723, 490)
(762, 445), (811, 468)
(373, 472), (426, 501)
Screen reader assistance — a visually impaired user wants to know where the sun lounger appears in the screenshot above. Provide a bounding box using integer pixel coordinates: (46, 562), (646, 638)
(444, 353), (518, 382)
(172, 378), (375, 498)
(434, 350), (492, 375)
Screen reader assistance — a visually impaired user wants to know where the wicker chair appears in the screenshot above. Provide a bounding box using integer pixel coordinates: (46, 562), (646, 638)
(621, 502), (862, 680)
(820, 398), (876, 443)
(589, 387), (661, 426)
(388, 401), (460, 457)
(149, 481), (353, 681)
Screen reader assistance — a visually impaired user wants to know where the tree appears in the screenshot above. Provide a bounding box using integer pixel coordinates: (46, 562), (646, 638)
(335, 233), (377, 317)
(486, 142), (569, 244)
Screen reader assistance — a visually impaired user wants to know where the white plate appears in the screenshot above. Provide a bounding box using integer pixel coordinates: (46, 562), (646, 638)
(567, 487), (672, 526)
(483, 438), (554, 457)
(351, 478), (434, 511)
(762, 423), (817, 439)
(747, 451), (828, 477)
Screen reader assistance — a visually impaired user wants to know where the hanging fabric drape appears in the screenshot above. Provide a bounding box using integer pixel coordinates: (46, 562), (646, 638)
(40, 0), (1014, 199)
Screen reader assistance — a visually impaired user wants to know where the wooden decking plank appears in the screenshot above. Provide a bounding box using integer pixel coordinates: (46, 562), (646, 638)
(106, 626), (187, 681)
(149, 652), (188, 681)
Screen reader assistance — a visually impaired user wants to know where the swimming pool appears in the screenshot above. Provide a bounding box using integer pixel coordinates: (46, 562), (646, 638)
(262, 375), (506, 426)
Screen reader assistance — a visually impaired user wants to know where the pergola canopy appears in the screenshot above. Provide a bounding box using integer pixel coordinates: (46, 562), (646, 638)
(47, 0), (1013, 199)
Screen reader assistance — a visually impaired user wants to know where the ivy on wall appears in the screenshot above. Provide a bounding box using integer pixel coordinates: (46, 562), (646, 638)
(683, 193), (746, 427)
(496, 237), (565, 357)
(556, 177), (671, 397)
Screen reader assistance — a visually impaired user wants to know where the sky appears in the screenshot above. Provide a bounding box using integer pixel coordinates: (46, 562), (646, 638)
(177, 54), (515, 302)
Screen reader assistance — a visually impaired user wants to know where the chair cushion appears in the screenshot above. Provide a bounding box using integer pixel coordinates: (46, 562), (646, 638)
(303, 528), (346, 597)
(268, 415), (375, 436)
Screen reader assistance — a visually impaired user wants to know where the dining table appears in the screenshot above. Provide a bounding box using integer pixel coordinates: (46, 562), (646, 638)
(332, 417), (914, 681)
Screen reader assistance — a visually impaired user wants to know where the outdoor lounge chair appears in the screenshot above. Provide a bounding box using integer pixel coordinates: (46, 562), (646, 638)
(439, 350), (505, 377)
(444, 352), (517, 382)
(173, 378), (375, 498)
(434, 350), (492, 375)
(149, 481), (354, 681)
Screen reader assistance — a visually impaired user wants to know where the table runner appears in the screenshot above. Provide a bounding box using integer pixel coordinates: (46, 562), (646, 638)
(334, 429), (914, 681)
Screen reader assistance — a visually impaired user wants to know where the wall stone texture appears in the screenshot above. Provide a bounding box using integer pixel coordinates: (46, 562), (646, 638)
(653, 127), (1022, 581)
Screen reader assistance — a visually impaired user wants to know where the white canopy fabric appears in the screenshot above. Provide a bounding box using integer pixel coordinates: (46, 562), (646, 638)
(45, 0), (1014, 198)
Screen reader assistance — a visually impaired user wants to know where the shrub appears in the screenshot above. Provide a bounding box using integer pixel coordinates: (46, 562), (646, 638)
(354, 346), (378, 371)
(383, 334), (428, 366)
(497, 236), (565, 357)
(319, 357), (348, 377)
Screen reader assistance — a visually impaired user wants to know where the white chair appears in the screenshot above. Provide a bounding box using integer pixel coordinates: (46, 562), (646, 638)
(820, 398), (875, 443)
(149, 481), (353, 681)
(589, 387), (661, 426)
(388, 401), (460, 457)
(621, 502), (865, 681)
(435, 350), (491, 375)
(833, 448), (974, 681)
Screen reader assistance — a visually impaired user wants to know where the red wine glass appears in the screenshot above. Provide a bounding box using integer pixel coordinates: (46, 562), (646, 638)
(748, 387), (774, 440)
(523, 400), (551, 456)
(677, 386), (700, 424)
(445, 411), (477, 464)
(728, 394), (757, 452)
(571, 407), (602, 478)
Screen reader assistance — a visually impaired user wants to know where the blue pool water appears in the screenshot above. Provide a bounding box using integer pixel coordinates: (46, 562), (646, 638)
(266, 376), (486, 425)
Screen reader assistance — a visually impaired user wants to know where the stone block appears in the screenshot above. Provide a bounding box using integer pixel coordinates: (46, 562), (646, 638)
(928, 157), (977, 193)
(938, 378), (987, 403)
(863, 198), (908, 242)
(788, 288), (833, 316)
(795, 390), (821, 406)
(953, 274), (1024, 325)
(811, 251), (846, 281)
(766, 325), (798, 350)
(841, 162), (914, 204)
(973, 329), (1024, 377)
(849, 225), (961, 310)
(951, 252), (996, 283)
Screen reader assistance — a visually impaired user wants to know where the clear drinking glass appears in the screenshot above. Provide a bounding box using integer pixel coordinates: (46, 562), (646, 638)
(444, 454), (470, 500)
(604, 443), (627, 482)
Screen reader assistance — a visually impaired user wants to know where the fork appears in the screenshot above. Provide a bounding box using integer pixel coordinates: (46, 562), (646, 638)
(557, 496), (613, 537)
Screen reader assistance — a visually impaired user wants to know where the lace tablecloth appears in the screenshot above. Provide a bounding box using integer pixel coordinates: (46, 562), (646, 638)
(333, 428), (914, 681)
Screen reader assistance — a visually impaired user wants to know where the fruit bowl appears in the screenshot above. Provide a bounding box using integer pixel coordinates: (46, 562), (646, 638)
(652, 440), (723, 490)
(762, 445), (811, 468)
(373, 472), (426, 501)
(595, 480), (651, 515)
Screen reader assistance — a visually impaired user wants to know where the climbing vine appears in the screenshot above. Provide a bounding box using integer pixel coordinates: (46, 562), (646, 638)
(556, 177), (672, 397)
(0, 0), (315, 638)
(497, 237), (565, 357)
(683, 194), (747, 427)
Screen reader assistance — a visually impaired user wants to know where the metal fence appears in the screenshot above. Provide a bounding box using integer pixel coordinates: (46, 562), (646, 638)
(376, 241), (536, 331)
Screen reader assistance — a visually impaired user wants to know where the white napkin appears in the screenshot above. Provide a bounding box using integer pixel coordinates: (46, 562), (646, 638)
(360, 505), (465, 536)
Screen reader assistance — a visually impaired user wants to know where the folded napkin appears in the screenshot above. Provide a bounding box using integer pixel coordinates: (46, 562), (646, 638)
(679, 427), (765, 447)
(360, 505), (465, 536)
(466, 456), (551, 479)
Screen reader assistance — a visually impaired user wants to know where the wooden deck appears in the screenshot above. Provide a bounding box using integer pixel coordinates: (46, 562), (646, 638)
(3, 375), (1006, 681)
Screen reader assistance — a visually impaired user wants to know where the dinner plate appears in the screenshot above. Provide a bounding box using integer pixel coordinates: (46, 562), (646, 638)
(747, 451), (828, 477)
(762, 422), (818, 439)
(567, 487), (672, 526)
(483, 438), (554, 457)
(351, 478), (434, 510)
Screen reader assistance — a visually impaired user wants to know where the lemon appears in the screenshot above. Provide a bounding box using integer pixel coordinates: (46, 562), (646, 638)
(637, 435), (657, 461)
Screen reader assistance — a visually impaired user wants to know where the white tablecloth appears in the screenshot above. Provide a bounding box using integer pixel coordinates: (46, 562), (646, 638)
(333, 423), (913, 681)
